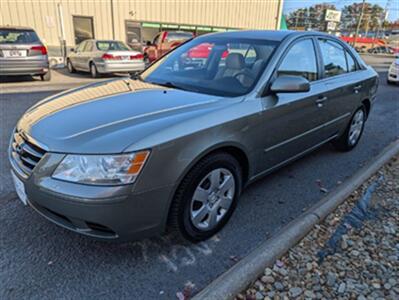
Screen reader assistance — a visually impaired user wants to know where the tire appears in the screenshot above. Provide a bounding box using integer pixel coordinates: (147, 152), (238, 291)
(333, 106), (366, 152)
(67, 59), (75, 73)
(40, 70), (51, 81)
(90, 62), (99, 78)
(169, 152), (242, 242)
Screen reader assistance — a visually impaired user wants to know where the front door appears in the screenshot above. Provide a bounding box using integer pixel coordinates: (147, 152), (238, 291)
(257, 38), (332, 172)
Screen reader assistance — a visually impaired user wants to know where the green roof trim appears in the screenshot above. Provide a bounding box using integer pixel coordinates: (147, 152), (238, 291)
(162, 24), (179, 29)
(179, 25), (196, 30)
(196, 26), (213, 32)
(212, 28), (227, 32)
(142, 22), (160, 28)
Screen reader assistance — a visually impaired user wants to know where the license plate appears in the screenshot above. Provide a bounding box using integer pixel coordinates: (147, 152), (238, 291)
(122, 56), (129, 60)
(3, 50), (27, 57)
(11, 171), (28, 205)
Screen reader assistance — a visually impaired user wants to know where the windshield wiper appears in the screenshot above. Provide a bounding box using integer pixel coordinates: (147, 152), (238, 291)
(152, 81), (200, 93)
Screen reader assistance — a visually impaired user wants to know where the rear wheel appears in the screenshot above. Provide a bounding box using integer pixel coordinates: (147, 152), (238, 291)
(169, 152), (242, 242)
(40, 70), (51, 81)
(333, 106), (366, 151)
(90, 62), (99, 78)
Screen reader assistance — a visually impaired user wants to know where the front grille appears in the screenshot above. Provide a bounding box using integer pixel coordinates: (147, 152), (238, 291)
(10, 131), (46, 177)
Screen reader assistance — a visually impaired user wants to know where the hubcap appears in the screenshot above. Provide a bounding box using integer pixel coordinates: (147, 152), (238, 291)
(190, 168), (235, 230)
(91, 65), (96, 76)
(348, 110), (364, 146)
(68, 61), (72, 72)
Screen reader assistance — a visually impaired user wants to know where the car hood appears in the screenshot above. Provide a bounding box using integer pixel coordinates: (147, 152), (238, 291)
(17, 78), (230, 153)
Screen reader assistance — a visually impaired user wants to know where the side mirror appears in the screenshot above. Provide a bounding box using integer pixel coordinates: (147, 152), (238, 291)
(270, 75), (310, 93)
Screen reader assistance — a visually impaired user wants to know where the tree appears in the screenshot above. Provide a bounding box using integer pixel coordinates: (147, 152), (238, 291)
(341, 2), (385, 35)
(286, 3), (337, 31)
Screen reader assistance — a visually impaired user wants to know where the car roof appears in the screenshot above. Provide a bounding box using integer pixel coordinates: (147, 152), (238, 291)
(201, 30), (331, 42)
(0, 25), (35, 31)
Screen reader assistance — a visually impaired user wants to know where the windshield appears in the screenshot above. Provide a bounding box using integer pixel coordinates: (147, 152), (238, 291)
(96, 41), (131, 51)
(0, 29), (40, 44)
(141, 37), (279, 97)
(166, 32), (193, 42)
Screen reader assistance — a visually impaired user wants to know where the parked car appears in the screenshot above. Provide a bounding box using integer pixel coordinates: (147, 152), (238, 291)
(354, 45), (367, 53)
(144, 31), (193, 63)
(0, 26), (50, 81)
(367, 46), (395, 54)
(387, 57), (399, 84)
(10, 30), (378, 242)
(66, 39), (145, 78)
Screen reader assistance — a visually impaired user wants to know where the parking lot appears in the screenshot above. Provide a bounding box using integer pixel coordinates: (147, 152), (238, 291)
(0, 66), (398, 299)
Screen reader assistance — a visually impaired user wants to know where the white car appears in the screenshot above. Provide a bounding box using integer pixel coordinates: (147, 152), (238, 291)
(67, 39), (145, 78)
(387, 58), (399, 84)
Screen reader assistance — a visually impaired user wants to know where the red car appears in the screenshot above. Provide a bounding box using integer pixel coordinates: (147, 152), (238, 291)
(144, 31), (194, 63)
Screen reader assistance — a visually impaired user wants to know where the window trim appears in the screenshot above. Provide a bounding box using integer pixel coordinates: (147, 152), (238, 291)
(315, 37), (362, 81)
(274, 37), (320, 82)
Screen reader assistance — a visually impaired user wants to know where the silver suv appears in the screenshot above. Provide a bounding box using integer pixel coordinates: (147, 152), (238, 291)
(0, 26), (50, 81)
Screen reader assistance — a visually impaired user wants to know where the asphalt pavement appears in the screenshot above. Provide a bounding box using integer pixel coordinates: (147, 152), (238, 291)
(0, 72), (398, 299)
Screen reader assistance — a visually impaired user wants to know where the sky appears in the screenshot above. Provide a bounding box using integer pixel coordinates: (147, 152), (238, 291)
(283, 0), (399, 21)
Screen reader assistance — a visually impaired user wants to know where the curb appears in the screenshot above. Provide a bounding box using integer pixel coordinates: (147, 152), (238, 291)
(193, 139), (399, 300)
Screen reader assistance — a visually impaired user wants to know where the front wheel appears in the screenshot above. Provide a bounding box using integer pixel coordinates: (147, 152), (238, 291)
(333, 106), (366, 151)
(67, 59), (75, 73)
(169, 152), (242, 242)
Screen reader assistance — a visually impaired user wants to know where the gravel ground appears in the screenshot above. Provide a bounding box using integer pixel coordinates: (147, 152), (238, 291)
(238, 155), (399, 300)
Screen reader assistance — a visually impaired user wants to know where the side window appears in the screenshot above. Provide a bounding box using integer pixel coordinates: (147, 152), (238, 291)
(76, 41), (86, 52)
(318, 39), (348, 77)
(244, 46), (257, 64)
(277, 39), (318, 81)
(346, 51), (357, 72)
(84, 41), (93, 52)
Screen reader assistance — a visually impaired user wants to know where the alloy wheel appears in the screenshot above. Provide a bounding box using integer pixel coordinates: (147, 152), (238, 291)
(190, 168), (236, 231)
(348, 109), (365, 146)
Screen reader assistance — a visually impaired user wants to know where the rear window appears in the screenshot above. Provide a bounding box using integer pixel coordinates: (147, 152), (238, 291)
(0, 29), (40, 44)
(166, 32), (193, 42)
(96, 41), (130, 51)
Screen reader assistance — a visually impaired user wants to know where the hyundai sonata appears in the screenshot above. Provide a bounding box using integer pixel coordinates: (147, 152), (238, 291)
(9, 30), (378, 241)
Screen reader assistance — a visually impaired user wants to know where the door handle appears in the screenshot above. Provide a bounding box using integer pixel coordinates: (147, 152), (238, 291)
(353, 84), (362, 94)
(316, 96), (328, 108)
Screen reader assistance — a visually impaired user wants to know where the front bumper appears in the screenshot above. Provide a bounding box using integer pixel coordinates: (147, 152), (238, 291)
(0, 56), (49, 76)
(96, 61), (145, 74)
(10, 152), (174, 241)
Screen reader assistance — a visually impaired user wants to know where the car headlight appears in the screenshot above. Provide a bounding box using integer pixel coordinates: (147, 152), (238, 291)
(52, 151), (150, 185)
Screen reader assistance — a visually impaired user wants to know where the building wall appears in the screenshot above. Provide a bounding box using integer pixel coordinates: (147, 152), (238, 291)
(1, 0), (283, 48)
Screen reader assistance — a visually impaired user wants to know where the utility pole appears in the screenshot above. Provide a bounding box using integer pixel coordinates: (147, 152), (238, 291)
(373, 0), (391, 48)
(353, 0), (366, 47)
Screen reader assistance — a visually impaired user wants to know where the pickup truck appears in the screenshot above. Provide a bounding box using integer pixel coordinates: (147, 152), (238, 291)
(144, 31), (193, 63)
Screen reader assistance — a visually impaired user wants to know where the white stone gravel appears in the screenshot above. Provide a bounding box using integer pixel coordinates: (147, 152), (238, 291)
(237, 155), (399, 300)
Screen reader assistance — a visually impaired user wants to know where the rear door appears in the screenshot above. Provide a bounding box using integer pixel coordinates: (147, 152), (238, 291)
(80, 40), (94, 71)
(315, 38), (363, 136)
